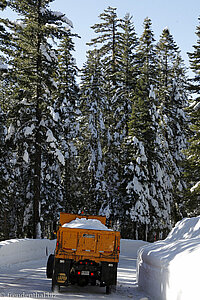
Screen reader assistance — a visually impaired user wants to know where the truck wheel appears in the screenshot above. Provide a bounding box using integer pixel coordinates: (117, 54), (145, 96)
(51, 270), (60, 292)
(46, 254), (54, 278)
(106, 285), (110, 294)
(52, 279), (60, 293)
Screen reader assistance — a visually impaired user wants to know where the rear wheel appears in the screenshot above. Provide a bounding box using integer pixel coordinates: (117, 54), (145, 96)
(46, 254), (54, 278)
(106, 285), (110, 294)
(51, 269), (60, 293)
(51, 278), (60, 293)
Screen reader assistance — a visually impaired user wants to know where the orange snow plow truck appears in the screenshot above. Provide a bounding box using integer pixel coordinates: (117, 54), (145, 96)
(46, 212), (120, 294)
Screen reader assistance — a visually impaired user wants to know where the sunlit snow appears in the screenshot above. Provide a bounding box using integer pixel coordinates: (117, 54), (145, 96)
(23, 149), (29, 163)
(62, 218), (112, 231)
(137, 216), (200, 300)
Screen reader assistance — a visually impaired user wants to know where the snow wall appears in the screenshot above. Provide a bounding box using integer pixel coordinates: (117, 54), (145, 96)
(137, 216), (200, 300)
(0, 239), (56, 267)
(120, 239), (149, 258)
(0, 238), (148, 267)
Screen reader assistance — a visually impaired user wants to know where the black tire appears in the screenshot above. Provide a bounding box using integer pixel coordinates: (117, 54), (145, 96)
(46, 254), (54, 278)
(52, 283), (60, 293)
(51, 274), (60, 293)
(106, 285), (110, 295)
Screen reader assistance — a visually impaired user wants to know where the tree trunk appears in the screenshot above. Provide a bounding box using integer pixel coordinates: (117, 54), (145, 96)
(33, 0), (42, 239)
(33, 108), (42, 239)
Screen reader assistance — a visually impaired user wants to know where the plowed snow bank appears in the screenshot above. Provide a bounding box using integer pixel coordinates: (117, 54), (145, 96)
(0, 239), (56, 267)
(137, 216), (200, 300)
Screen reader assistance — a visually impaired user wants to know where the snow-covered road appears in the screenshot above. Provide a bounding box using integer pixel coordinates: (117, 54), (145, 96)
(0, 240), (151, 300)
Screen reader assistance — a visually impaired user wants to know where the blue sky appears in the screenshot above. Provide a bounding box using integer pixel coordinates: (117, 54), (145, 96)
(49, 0), (200, 73)
(2, 0), (200, 73)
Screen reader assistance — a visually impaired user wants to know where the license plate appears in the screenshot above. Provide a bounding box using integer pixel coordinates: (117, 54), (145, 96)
(81, 271), (89, 276)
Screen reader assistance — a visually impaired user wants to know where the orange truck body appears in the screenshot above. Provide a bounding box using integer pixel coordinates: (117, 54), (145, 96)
(56, 212), (120, 263)
(48, 213), (120, 294)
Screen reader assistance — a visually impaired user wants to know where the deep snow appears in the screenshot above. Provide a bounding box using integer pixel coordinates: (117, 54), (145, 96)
(0, 238), (55, 266)
(0, 238), (150, 299)
(137, 216), (200, 300)
(62, 217), (112, 230)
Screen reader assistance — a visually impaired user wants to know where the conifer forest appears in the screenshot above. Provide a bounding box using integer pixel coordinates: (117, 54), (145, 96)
(0, 1), (199, 242)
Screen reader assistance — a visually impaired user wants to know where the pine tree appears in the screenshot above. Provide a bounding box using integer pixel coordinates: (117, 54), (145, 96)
(128, 17), (158, 151)
(0, 3), (21, 238)
(0, 107), (9, 239)
(86, 8), (139, 224)
(157, 27), (180, 98)
(85, 7), (123, 221)
(186, 17), (200, 213)
(88, 6), (121, 86)
(136, 18), (157, 86)
(156, 28), (188, 222)
(79, 49), (109, 215)
(0, 0), (13, 110)
(53, 30), (81, 214)
(126, 87), (173, 240)
(124, 19), (173, 241)
(114, 13), (138, 137)
(3, 0), (73, 238)
(109, 14), (139, 227)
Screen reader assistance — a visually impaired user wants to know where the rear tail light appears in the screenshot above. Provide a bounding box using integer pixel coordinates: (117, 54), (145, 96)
(91, 272), (94, 276)
(78, 260), (95, 266)
(78, 271), (81, 275)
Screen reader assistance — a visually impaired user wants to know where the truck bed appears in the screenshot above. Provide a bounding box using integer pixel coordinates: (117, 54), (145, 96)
(56, 227), (120, 263)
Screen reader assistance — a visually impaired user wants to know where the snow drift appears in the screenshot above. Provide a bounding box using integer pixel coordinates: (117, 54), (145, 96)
(137, 216), (200, 300)
(0, 238), (56, 267)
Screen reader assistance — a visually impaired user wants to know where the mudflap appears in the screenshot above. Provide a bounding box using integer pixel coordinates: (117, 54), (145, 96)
(52, 258), (72, 288)
(100, 262), (118, 286)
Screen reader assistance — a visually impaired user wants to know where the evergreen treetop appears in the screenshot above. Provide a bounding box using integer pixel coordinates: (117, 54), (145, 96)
(136, 17), (157, 87)
(186, 17), (200, 206)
